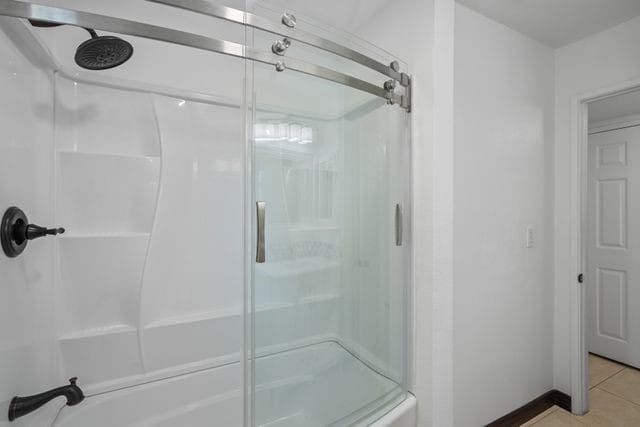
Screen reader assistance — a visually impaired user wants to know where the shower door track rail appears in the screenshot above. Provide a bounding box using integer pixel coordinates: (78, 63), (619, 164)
(0, 1), (411, 111)
(146, 0), (411, 87)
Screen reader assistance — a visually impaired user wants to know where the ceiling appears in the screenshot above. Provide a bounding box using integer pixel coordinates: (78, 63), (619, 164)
(456, 0), (640, 47)
(589, 90), (640, 124)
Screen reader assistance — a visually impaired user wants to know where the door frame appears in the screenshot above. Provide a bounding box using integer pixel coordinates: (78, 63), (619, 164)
(571, 77), (640, 415)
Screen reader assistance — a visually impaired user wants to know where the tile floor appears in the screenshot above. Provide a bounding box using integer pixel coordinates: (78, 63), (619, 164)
(521, 354), (640, 426)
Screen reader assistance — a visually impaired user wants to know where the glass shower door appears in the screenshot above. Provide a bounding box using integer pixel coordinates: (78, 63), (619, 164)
(250, 55), (410, 426)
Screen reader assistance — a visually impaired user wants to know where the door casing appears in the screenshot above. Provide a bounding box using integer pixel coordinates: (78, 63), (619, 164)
(572, 78), (640, 415)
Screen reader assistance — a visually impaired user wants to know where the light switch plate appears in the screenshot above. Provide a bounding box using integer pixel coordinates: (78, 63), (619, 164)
(526, 226), (535, 248)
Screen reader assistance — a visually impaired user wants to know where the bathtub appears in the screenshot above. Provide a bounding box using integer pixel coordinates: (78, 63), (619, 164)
(51, 342), (417, 427)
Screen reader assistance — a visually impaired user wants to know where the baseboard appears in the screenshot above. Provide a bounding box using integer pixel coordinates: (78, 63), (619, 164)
(485, 390), (572, 426)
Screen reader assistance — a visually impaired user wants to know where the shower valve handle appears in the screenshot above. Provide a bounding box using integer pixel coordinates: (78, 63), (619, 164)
(23, 224), (66, 241)
(1, 207), (65, 258)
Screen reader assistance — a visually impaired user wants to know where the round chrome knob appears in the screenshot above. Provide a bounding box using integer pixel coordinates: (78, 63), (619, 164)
(272, 38), (291, 56)
(282, 13), (297, 28)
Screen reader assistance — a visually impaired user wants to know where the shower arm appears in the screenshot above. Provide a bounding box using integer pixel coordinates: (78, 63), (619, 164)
(29, 19), (99, 39)
(84, 27), (98, 38)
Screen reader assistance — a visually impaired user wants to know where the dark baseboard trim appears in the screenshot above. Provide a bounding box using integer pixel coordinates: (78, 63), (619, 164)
(485, 389), (571, 426)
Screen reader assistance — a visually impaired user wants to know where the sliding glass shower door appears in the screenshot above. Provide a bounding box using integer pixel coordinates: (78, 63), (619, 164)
(250, 52), (411, 426)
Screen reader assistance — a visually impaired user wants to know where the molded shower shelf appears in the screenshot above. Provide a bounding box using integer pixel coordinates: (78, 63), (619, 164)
(139, 294), (340, 372)
(58, 324), (143, 385)
(144, 293), (340, 329)
(256, 257), (340, 278)
(255, 294), (339, 313)
(59, 232), (151, 239)
(145, 307), (241, 329)
(58, 235), (147, 338)
(59, 324), (136, 341)
(58, 150), (160, 161)
(268, 223), (341, 233)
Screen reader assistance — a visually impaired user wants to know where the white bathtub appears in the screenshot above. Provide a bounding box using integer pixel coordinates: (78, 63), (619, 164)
(52, 365), (243, 427)
(52, 342), (416, 427)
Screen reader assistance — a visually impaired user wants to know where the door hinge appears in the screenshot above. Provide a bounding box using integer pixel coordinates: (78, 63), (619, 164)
(578, 274), (584, 283)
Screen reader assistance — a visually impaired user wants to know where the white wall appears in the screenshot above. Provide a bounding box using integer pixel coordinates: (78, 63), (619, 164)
(554, 14), (640, 399)
(453, 5), (555, 425)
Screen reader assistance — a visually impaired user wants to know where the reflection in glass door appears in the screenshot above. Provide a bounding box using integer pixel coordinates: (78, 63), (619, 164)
(250, 58), (410, 426)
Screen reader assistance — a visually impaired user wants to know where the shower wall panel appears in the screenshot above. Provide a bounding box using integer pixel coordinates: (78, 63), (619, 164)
(54, 77), (161, 387)
(53, 76), (246, 389)
(139, 95), (244, 372)
(0, 20), (57, 425)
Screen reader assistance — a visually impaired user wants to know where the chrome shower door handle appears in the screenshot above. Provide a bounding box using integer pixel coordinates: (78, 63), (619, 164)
(256, 201), (266, 263)
(395, 203), (403, 246)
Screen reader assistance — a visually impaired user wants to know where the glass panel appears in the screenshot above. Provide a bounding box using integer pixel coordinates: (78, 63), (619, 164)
(250, 56), (409, 426)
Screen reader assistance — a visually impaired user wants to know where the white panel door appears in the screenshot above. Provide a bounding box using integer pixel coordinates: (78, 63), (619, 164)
(587, 126), (640, 367)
